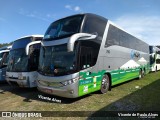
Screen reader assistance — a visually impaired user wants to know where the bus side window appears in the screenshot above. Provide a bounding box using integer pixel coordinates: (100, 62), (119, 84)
(105, 25), (119, 47)
(29, 43), (41, 71)
(156, 59), (160, 64)
(82, 15), (106, 39)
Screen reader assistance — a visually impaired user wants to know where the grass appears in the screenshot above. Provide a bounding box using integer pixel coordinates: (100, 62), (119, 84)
(0, 71), (160, 119)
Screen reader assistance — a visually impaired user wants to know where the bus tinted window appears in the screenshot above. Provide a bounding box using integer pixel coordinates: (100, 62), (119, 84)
(156, 59), (160, 64)
(29, 43), (41, 71)
(149, 46), (153, 54)
(79, 40), (100, 70)
(105, 25), (149, 53)
(0, 52), (9, 68)
(82, 15), (106, 39)
(44, 15), (83, 40)
(12, 37), (32, 49)
(105, 25), (120, 47)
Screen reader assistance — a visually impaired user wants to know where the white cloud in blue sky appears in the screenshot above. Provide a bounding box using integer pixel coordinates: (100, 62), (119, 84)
(0, 0), (160, 45)
(19, 8), (56, 22)
(65, 5), (82, 12)
(65, 5), (72, 10)
(113, 15), (160, 45)
(74, 6), (80, 11)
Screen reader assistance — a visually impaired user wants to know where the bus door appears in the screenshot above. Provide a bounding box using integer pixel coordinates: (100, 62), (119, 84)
(78, 46), (101, 96)
(79, 46), (93, 70)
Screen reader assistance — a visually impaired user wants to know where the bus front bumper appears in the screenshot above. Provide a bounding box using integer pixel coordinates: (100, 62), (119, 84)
(0, 69), (6, 81)
(6, 72), (38, 88)
(37, 81), (79, 98)
(6, 77), (32, 88)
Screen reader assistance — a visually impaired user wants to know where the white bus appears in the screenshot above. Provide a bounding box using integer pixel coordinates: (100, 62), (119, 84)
(37, 13), (150, 98)
(6, 35), (43, 87)
(0, 45), (12, 81)
(149, 46), (160, 72)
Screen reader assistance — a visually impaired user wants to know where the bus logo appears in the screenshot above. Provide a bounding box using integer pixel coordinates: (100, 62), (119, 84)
(131, 50), (140, 59)
(83, 86), (88, 93)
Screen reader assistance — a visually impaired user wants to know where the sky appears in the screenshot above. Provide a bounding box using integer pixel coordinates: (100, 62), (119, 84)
(0, 0), (160, 45)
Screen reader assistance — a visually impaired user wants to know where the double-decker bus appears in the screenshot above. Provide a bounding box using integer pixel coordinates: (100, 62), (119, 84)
(149, 46), (160, 72)
(37, 13), (150, 98)
(0, 45), (12, 81)
(6, 35), (43, 87)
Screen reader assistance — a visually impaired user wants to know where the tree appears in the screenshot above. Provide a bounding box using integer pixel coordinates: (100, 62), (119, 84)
(0, 42), (13, 48)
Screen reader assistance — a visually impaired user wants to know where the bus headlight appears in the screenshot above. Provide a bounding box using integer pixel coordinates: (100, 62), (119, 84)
(60, 77), (79, 86)
(38, 80), (48, 86)
(18, 75), (27, 80)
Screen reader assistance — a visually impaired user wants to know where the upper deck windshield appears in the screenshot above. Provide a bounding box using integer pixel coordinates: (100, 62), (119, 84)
(7, 37), (31, 72)
(38, 44), (77, 76)
(43, 15), (83, 40)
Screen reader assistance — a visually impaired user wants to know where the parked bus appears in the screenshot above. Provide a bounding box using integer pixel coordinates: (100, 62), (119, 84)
(0, 45), (12, 81)
(37, 13), (150, 98)
(149, 46), (160, 72)
(6, 35), (43, 87)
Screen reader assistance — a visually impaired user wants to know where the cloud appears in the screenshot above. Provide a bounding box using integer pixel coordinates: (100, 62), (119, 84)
(46, 14), (56, 19)
(74, 6), (80, 11)
(65, 5), (72, 10)
(65, 5), (82, 12)
(19, 8), (56, 22)
(113, 15), (160, 45)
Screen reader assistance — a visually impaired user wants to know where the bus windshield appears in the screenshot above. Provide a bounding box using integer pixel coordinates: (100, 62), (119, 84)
(7, 48), (28, 72)
(7, 37), (33, 72)
(0, 52), (4, 65)
(0, 52), (8, 68)
(39, 44), (77, 76)
(43, 15), (83, 40)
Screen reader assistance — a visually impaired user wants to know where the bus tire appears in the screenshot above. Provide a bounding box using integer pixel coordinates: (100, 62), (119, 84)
(139, 69), (143, 79)
(100, 74), (110, 94)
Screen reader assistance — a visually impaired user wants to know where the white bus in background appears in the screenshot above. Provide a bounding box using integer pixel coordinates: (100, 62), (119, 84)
(6, 35), (43, 87)
(149, 46), (160, 72)
(0, 45), (12, 82)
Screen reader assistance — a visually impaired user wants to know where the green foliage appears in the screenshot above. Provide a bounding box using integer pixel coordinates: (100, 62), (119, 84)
(0, 42), (12, 48)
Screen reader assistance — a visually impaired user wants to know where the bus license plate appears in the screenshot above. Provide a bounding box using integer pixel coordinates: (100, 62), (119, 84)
(45, 89), (52, 93)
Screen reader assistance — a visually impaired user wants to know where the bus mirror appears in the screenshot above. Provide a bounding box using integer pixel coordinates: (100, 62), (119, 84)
(67, 33), (97, 52)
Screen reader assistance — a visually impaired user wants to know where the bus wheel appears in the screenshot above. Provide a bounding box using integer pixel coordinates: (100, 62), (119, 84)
(139, 70), (143, 79)
(101, 74), (110, 94)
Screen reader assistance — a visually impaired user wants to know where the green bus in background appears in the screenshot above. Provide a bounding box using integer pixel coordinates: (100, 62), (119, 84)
(37, 13), (150, 98)
(149, 46), (160, 72)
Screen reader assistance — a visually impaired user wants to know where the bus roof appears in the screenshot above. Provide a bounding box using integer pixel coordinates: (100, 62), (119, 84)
(52, 13), (108, 24)
(18, 34), (44, 40)
(13, 34), (44, 43)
